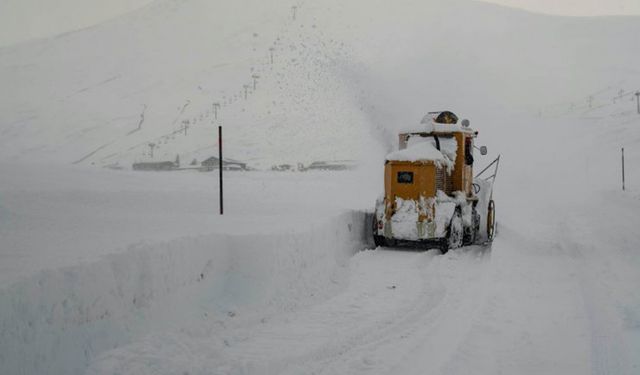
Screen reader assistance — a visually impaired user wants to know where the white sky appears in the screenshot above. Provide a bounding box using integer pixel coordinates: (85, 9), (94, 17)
(479, 0), (640, 16)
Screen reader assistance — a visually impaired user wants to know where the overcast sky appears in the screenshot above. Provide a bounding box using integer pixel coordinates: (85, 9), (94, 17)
(479, 0), (640, 16)
(1, 0), (639, 47)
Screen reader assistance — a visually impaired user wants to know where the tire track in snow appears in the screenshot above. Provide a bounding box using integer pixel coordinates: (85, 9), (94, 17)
(85, 246), (491, 375)
(220, 248), (441, 375)
(292, 246), (491, 375)
(380, 245), (492, 375)
(557, 220), (632, 375)
(437, 224), (595, 375)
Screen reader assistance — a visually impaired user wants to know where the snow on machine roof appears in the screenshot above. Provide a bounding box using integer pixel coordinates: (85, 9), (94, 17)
(386, 111), (468, 171)
(385, 135), (457, 171)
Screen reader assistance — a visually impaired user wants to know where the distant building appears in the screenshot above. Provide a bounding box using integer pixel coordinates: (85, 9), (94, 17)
(132, 161), (178, 171)
(271, 164), (294, 171)
(200, 157), (247, 171)
(304, 160), (357, 171)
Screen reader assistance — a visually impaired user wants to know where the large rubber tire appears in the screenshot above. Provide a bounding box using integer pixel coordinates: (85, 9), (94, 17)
(463, 208), (480, 246)
(372, 214), (388, 247)
(373, 235), (386, 247)
(487, 200), (496, 241)
(439, 239), (450, 254)
(447, 210), (464, 252)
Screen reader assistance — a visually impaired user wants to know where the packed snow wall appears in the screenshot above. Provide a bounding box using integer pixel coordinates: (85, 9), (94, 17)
(0, 210), (373, 375)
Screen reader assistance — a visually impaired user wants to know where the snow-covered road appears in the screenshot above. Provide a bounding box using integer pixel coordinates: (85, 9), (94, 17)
(84, 188), (640, 375)
(85, 246), (492, 375)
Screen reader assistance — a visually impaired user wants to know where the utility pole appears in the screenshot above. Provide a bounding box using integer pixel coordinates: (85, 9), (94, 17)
(148, 143), (156, 158)
(218, 126), (223, 215)
(269, 47), (275, 64)
(137, 104), (147, 131)
(252, 74), (260, 90)
(292, 6), (297, 20)
(243, 84), (249, 100)
(212, 102), (220, 120)
(182, 120), (189, 136)
(622, 147), (625, 191)
(635, 91), (640, 114)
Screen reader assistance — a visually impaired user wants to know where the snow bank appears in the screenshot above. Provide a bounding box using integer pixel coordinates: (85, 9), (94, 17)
(0, 210), (372, 375)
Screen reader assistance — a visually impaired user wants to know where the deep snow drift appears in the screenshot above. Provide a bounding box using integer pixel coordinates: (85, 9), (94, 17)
(1, 0), (640, 374)
(0, 168), (374, 374)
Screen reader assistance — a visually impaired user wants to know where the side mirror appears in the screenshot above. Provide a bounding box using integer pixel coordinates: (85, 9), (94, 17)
(461, 119), (470, 127)
(480, 146), (488, 155)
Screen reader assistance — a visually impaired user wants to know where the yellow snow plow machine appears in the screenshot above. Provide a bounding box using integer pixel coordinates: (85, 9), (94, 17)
(372, 111), (498, 253)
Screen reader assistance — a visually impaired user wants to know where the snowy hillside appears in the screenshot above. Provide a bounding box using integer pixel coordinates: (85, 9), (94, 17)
(2, 0), (640, 374)
(0, 0), (377, 169)
(2, 0), (640, 169)
(0, 0), (155, 47)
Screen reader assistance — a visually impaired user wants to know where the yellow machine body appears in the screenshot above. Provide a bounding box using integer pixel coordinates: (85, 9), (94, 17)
(374, 121), (485, 250)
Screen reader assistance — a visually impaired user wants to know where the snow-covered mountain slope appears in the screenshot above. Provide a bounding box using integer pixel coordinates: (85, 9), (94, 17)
(0, 0), (155, 47)
(1, 0), (639, 169)
(0, 0), (377, 169)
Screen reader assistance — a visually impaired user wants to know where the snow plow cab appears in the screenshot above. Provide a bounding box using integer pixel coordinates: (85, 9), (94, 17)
(373, 111), (496, 253)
